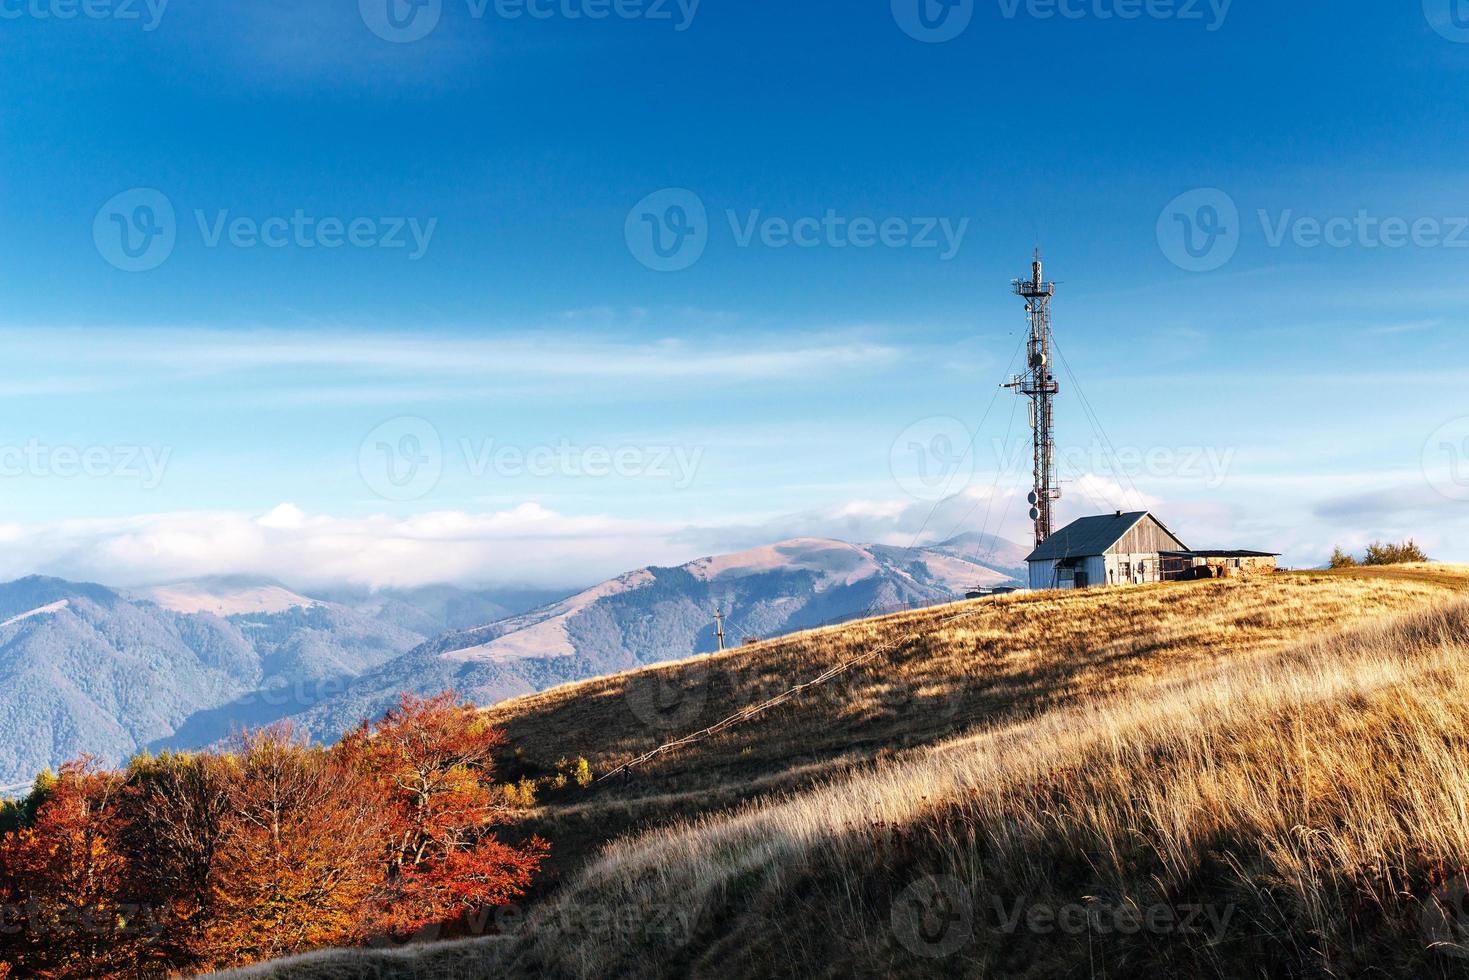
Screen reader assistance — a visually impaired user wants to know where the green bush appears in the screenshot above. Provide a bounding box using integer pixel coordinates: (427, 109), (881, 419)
(1363, 540), (1429, 566)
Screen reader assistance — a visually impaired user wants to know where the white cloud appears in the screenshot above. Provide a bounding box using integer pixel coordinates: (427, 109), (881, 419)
(0, 505), (694, 592)
(0, 327), (900, 398)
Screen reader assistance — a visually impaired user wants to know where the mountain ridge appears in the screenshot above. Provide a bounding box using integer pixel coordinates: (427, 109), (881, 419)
(0, 534), (1023, 785)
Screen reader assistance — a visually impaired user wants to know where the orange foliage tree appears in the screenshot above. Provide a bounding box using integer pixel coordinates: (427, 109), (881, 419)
(0, 693), (545, 977)
(200, 727), (388, 967)
(118, 751), (234, 968)
(340, 693), (548, 939)
(0, 761), (144, 978)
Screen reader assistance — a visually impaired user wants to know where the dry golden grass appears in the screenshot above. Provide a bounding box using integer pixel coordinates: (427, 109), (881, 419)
(221, 566), (1469, 979)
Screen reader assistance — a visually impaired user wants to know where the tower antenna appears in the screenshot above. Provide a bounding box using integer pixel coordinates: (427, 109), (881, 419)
(1003, 249), (1061, 547)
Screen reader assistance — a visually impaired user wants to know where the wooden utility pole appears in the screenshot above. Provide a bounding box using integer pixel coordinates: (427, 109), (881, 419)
(714, 606), (726, 653)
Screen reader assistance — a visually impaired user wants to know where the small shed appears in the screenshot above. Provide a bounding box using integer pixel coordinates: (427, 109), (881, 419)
(1161, 550), (1280, 579)
(1026, 511), (1189, 590)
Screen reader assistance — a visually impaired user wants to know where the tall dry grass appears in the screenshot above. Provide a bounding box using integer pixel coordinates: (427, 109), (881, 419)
(501, 597), (1469, 978)
(216, 568), (1469, 978)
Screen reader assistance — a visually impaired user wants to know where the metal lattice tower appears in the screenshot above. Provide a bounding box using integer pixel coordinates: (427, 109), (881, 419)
(1004, 250), (1061, 548)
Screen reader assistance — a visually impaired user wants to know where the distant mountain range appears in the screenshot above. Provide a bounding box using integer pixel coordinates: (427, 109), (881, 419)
(0, 535), (1023, 787)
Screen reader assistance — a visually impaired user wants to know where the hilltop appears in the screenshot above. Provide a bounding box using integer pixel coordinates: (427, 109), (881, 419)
(225, 565), (1469, 979)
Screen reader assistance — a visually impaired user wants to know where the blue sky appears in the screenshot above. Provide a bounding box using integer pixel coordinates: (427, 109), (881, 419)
(1, 0), (1467, 588)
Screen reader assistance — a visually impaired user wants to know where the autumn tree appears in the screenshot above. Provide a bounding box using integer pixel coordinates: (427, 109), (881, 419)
(0, 761), (147, 978)
(0, 695), (548, 973)
(200, 727), (387, 968)
(340, 693), (547, 938)
(118, 751), (235, 971)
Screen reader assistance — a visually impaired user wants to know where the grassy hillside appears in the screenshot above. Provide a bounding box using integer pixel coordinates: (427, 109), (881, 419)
(220, 566), (1469, 979)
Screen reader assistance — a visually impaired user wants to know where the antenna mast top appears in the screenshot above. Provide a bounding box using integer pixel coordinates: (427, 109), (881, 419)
(1004, 251), (1061, 547)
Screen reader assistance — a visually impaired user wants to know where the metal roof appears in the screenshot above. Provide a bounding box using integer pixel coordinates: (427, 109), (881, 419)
(1026, 511), (1159, 562)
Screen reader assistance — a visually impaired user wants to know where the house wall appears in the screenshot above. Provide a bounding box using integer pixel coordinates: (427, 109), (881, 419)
(1112, 516), (1188, 555)
(1029, 556), (1108, 590)
(1028, 560), (1058, 590)
(1103, 552), (1165, 585)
